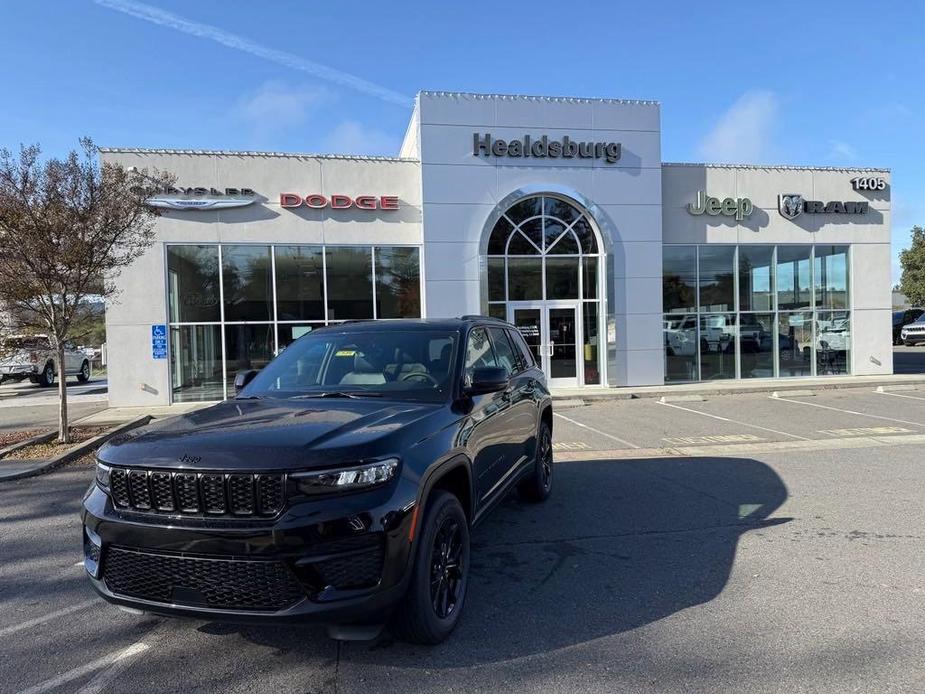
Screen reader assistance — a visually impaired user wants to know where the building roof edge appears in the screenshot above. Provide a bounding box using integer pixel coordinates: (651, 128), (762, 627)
(97, 147), (418, 163)
(663, 161), (890, 173)
(417, 90), (659, 106)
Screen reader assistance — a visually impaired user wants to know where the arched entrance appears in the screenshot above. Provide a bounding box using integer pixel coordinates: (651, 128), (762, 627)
(481, 193), (605, 388)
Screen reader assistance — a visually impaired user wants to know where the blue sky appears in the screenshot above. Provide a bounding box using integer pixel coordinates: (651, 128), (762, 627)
(2, 0), (921, 280)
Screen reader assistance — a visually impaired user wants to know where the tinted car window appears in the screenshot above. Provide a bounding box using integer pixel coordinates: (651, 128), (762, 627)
(464, 327), (497, 382)
(488, 327), (519, 376)
(244, 329), (457, 402)
(508, 328), (535, 369)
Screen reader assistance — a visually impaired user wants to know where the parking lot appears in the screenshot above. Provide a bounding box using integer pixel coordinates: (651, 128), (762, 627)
(2, 386), (924, 693)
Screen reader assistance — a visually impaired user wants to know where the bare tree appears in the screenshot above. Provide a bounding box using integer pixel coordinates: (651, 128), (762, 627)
(0, 138), (172, 442)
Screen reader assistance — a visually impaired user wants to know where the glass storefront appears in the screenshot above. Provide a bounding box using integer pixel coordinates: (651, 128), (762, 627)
(166, 244), (422, 401)
(664, 245), (850, 382)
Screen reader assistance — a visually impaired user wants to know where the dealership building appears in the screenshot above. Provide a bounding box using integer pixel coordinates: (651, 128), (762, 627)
(100, 91), (892, 407)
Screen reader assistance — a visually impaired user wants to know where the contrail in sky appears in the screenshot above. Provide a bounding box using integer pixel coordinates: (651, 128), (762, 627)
(92, 0), (411, 107)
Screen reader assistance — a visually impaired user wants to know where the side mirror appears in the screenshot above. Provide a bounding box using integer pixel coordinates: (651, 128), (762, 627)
(234, 369), (259, 394)
(464, 366), (509, 396)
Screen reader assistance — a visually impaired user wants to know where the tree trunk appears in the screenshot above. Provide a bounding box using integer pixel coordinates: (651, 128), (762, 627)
(57, 341), (70, 444)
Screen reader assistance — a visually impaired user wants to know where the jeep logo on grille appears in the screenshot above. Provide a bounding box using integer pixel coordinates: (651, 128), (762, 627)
(179, 454), (202, 465)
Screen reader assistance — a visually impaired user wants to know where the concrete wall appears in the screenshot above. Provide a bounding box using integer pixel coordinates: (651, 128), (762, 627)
(415, 91), (664, 387)
(661, 164), (892, 376)
(101, 150), (422, 406)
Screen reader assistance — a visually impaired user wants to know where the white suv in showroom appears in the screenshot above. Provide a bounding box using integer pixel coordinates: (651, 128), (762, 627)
(0, 335), (91, 387)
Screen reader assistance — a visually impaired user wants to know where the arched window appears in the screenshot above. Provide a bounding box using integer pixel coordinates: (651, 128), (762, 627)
(484, 195), (604, 385)
(485, 195), (601, 308)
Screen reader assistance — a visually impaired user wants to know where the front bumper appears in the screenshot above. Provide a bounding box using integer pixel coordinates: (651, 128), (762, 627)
(81, 479), (418, 624)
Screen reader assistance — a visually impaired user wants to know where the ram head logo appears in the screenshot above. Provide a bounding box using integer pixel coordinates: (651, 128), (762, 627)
(778, 194), (804, 220)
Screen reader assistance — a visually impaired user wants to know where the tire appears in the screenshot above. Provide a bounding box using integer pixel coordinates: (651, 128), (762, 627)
(38, 362), (55, 388)
(905, 341), (914, 347)
(390, 490), (469, 645)
(77, 360), (90, 383)
(518, 419), (553, 503)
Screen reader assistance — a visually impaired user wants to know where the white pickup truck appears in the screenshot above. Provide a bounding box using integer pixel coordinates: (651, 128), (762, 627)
(0, 335), (91, 387)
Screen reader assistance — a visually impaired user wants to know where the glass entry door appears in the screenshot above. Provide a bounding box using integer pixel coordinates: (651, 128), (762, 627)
(509, 303), (580, 388)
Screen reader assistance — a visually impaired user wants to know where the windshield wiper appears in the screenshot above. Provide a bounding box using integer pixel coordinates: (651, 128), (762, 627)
(291, 391), (383, 399)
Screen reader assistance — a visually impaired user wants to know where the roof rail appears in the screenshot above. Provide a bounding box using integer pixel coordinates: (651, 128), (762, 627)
(459, 314), (508, 322)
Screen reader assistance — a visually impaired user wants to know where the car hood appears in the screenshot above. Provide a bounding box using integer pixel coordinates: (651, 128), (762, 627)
(98, 397), (445, 471)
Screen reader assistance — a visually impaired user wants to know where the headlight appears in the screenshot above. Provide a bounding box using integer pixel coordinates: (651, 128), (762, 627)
(96, 462), (111, 490)
(292, 458), (399, 495)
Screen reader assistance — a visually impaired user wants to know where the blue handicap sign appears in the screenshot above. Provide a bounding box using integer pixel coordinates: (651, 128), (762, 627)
(152, 324), (168, 359)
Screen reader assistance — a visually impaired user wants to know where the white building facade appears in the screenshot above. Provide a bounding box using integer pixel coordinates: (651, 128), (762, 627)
(101, 91), (891, 407)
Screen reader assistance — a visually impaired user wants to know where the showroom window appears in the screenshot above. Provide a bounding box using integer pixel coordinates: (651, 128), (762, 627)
(166, 244), (422, 402)
(663, 245), (849, 383)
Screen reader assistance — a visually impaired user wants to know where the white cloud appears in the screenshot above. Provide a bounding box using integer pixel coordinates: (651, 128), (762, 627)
(94, 0), (410, 107)
(827, 139), (859, 161)
(236, 82), (329, 133)
(697, 90), (779, 163)
(321, 121), (400, 157)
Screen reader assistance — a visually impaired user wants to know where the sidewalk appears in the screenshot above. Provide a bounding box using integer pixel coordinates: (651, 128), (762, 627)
(552, 373), (925, 402)
(73, 401), (210, 426)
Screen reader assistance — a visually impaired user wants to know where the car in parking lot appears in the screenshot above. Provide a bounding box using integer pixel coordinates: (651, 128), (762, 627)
(0, 335), (91, 386)
(894, 308), (925, 345)
(82, 317), (553, 644)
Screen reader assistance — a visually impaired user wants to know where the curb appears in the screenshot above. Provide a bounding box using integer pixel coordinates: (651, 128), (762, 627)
(552, 377), (925, 404)
(0, 415), (151, 482)
(0, 430), (57, 458)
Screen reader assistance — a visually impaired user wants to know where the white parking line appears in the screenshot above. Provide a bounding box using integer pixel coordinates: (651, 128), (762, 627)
(75, 640), (152, 694)
(772, 395), (925, 428)
(554, 412), (641, 449)
(0, 599), (97, 638)
(657, 401), (810, 441)
(19, 642), (149, 694)
(877, 390), (925, 402)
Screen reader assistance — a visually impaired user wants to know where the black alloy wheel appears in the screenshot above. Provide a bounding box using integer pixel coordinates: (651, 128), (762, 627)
(78, 360), (90, 383)
(519, 420), (553, 502)
(430, 517), (465, 619)
(390, 490), (470, 644)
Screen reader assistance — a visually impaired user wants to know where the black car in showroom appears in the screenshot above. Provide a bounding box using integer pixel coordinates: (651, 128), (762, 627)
(82, 317), (553, 644)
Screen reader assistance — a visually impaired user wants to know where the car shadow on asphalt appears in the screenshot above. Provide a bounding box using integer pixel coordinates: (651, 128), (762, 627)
(218, 456), (789, 668)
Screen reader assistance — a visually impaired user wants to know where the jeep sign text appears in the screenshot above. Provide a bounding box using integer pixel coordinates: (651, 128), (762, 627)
(688, 190), (753, 221)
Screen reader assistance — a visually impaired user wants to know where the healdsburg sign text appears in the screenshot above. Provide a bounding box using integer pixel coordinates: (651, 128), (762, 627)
(473, 133), (621, 164)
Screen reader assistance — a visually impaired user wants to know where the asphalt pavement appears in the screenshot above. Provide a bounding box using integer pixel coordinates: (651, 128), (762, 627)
(1, 386), (924, 693)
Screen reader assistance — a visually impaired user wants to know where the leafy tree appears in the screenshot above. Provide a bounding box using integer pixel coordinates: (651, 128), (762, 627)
(0, 138), (172, 442)
(900, 226), (925, 307)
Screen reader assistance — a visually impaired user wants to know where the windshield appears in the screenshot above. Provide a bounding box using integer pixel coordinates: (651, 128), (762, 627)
(241, 328), (459, 403)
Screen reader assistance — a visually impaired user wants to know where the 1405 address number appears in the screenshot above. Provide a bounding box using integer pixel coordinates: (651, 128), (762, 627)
(851, 176), (887, 191)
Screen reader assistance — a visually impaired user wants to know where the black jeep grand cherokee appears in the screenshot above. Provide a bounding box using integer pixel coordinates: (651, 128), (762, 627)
(82, 317), (552, 644)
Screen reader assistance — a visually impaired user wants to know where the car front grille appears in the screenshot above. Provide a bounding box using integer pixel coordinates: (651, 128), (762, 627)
(108, 468), (285, 517)
(103, 547), (305, 611)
